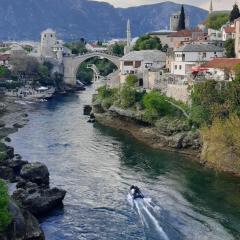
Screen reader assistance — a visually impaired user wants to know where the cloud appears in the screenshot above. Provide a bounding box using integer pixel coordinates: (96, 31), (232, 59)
(93, 0), (238, 10)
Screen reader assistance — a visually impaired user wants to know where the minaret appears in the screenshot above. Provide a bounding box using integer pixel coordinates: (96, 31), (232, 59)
(127, 19), (131, 47)
(124, 19), (132, 55)
(209, 0), (213, 14)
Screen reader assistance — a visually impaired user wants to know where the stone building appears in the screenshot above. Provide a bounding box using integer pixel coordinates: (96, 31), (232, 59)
(169, 12), (189, 31)
(120, 50), (166, 88)
(40, 29), (57, 59)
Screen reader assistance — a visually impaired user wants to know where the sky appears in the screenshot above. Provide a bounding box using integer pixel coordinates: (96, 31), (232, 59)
(94, 0), (238, 10)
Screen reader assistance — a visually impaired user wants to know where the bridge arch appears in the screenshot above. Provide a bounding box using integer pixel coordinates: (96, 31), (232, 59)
(63, 52), (120, 85)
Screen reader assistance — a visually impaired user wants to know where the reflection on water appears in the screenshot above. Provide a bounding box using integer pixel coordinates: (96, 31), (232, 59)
(9, 89), (240, 239)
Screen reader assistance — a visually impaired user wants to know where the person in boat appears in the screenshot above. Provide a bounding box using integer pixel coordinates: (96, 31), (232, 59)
(130, 185), (144, 199)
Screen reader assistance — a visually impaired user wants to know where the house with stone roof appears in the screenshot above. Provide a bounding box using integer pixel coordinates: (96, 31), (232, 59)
(119, 50), (166, 88)
(171, 44), (224, 79)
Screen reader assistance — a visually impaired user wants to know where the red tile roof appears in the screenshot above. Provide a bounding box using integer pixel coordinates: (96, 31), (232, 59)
(168, 29), (192, 38)
(201, 58), (240, 71)
(223, 26), (235, 34)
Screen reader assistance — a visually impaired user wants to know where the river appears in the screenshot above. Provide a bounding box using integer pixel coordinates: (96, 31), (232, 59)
(9, 88), (240, 240)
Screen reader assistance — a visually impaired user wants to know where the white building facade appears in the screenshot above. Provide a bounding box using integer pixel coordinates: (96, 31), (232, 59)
(171, 44), (224, 78)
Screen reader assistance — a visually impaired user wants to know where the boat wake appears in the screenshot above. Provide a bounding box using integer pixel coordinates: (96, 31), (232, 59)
(128, 193), (175, 240)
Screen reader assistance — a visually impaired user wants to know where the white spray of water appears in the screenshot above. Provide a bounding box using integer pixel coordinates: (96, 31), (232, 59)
(134, 198), (169, 240)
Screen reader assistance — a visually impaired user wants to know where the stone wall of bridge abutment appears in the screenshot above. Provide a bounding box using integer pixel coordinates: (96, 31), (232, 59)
(63, 53), (120, 85)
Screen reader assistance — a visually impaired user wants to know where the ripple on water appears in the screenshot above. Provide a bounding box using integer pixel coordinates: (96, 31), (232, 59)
(9, 88), (240, 240)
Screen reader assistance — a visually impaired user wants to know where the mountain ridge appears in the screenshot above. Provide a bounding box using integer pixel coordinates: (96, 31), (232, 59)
(0, 0), (208, 41)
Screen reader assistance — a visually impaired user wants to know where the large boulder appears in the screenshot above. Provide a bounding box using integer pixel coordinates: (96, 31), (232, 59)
(7, 158), (28, 175)
(12, 187), (66, 217)
(4, 200), (45, 240)
(20, 162), (49, 187)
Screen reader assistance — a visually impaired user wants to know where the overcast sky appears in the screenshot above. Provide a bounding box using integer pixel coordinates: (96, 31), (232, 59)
(94, 0), (237, 10)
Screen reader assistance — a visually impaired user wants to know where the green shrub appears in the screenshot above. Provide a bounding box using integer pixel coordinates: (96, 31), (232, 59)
(0, 179), (11, 233)
(189, 105), (210, 127)
(201, 114), (240, 172)
(102, 98), (114, 110)
(120, 86), (137, 109)
(125, 75), (138, 87)
(143, 91), (171, 116)
(97, 85), (117, 99)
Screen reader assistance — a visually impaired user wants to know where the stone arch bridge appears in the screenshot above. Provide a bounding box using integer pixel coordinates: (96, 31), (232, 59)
(63, 52), (120, 85)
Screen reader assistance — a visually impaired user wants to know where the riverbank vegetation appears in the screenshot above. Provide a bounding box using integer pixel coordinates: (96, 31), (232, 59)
(96, 75), (189, 125)
(0, 179), (11, 233)
(201, 114), (240, 172)
(95, 72), (240, 174)
(0, 56), (64, 89)
(190, 75), (240, 173)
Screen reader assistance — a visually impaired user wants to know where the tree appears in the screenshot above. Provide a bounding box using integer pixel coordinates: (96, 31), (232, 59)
(206, 13), (229, 30)
(111, 43), (125, 56)
(229, 3), (240, 23)
(225, 39), (235, 58)
(134, 35), (162, 51)
(177, 5), (186, 31)
(125, 74), (138, 87)
(0, 66), (11, 78)
(64, 41), (87, 55)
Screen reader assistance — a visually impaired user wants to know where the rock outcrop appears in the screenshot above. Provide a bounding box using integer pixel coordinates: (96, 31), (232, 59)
(20, 162), (49, 187)
(2, 200), (45, 240)
(93, 111), (201, 156)
(12, 187), (66, 217)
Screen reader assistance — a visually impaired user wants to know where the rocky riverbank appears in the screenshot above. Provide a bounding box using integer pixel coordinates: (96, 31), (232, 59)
(0, 96), (66, 240)
(92, 102), (201, 158)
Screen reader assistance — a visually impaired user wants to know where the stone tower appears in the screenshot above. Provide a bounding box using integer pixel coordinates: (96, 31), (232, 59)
(124, 19), (132, 55)
(170, 12), (189, 31)
(40, 28), (57, 58)
(209, 0), (213, 14)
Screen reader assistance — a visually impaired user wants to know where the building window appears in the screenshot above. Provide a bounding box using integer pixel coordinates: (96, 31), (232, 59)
(175, 65), (177, 70)
(179, 65), (182, 70)
(203, 52), (206, 58)
(124, 61), (133, 66)
(134, 61), (141, 68)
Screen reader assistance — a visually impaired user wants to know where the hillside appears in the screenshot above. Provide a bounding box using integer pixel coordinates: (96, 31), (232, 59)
(0, 0), (208, 40)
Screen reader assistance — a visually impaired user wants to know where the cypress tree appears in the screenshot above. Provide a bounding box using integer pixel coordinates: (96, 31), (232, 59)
(229, 3), (240, 23)
(177, 5), (186, 31)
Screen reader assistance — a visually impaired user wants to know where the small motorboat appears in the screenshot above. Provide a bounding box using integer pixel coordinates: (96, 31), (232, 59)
(130, 185), (144, 200)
